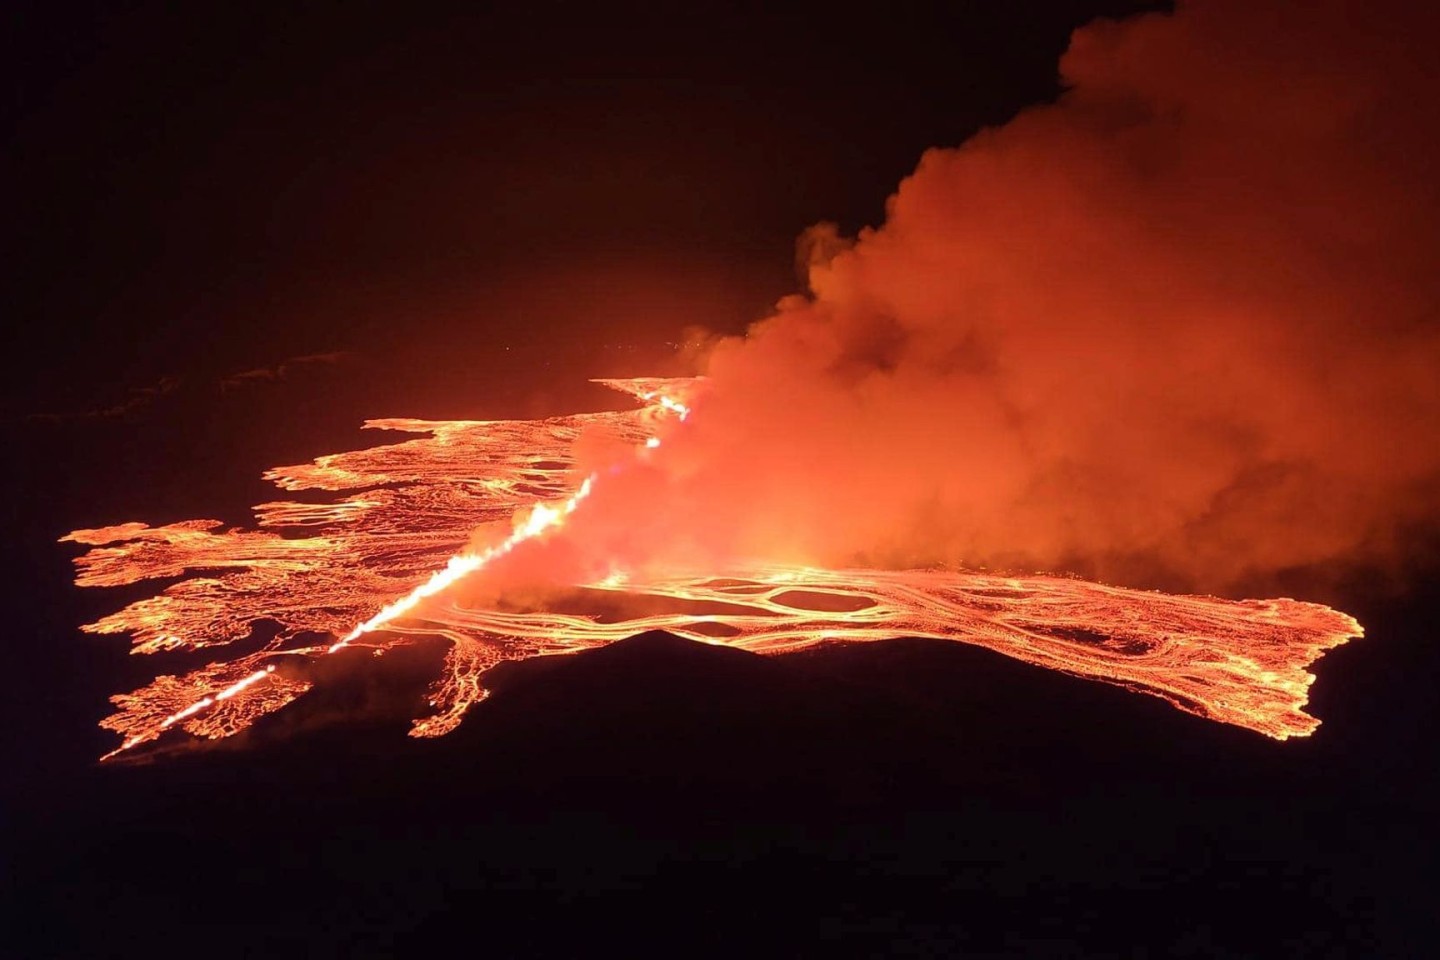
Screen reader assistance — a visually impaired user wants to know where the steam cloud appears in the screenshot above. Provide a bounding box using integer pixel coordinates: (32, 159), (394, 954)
(555, 0), (1440, 594)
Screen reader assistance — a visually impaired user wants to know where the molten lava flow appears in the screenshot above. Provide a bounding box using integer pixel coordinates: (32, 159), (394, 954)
(327, 474), (595, 654)
(63, 378), (1360, 759)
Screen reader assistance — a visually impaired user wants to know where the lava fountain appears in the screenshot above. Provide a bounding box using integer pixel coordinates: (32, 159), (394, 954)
(63, 379), (1361, 760)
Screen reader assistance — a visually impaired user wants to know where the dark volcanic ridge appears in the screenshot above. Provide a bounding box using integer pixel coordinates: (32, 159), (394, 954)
(6, 620), (1430, 959)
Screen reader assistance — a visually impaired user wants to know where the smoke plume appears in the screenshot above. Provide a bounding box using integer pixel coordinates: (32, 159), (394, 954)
(557, 0), (1440, 594)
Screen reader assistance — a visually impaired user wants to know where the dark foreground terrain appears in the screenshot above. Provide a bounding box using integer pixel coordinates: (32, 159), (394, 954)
(6, 597), (1437, 957)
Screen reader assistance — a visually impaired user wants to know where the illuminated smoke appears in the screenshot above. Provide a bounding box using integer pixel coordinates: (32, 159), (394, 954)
(569, 0), (1440, 593)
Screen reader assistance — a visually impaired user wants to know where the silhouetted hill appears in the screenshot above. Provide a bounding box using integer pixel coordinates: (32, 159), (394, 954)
(8, 627), (1434, 957)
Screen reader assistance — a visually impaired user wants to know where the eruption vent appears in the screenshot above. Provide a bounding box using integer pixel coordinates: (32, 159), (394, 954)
(64, 381), (1359, 760)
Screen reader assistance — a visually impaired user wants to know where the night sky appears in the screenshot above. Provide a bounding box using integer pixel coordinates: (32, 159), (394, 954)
(5, 2), (1438, 956)
(7, 3), (1155, 409)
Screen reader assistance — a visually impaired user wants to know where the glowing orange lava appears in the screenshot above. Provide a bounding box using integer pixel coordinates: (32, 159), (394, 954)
(63, 378), (1360, 759)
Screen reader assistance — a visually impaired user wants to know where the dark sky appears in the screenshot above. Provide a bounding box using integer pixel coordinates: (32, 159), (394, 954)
(5, 1), (1166, 419)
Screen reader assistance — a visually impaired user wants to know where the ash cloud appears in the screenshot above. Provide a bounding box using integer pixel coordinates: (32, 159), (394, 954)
(561, 0), (1440, 594)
